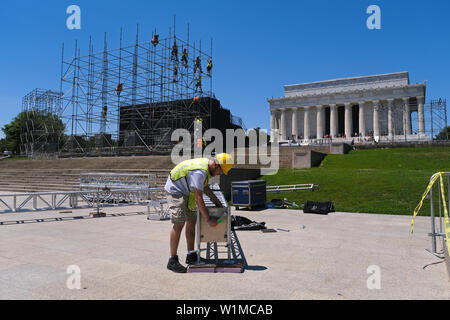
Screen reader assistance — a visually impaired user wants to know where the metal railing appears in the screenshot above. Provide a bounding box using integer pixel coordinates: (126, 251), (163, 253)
(427, 172), (449, 257)
(78, 172), (157, 189)
(77, 172), (158, 202)
(266, 184), (317, 193)
(422, 172), (450, 280)
(0, 187), (164, 213)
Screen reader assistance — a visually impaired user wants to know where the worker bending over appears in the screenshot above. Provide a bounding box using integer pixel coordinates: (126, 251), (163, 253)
(165, 154), (234, 273)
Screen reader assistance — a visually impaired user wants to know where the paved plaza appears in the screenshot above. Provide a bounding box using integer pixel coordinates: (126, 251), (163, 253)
(0, 203), (448, 300)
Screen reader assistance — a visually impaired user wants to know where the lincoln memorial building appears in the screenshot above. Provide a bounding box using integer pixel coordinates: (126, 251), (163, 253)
(268, 72), (429, 144)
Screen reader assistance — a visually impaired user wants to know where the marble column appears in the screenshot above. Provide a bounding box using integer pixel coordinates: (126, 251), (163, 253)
(359, 101), (366, 137)
(316, 105), (324, 139)
(280, 108), (287, 140)
(417, 96), (425, 135)
(270, 110), (277, 142)
(291, 107), (298, 140)
(304, 107), (310, 141)
(403, 97), (411, 135)
(270, 110), (276, 130)
(387, 99), (394, 138)
(330, 104), (337, 138)
(344, 103), (352, 138)
(373, 100), (380, 138)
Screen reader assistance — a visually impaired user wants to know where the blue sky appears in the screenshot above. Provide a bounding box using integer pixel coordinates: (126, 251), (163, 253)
(1, 0), (449, 138)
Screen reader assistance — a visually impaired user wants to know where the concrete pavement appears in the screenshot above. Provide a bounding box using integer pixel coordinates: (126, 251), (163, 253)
(0, 205), (448, 300)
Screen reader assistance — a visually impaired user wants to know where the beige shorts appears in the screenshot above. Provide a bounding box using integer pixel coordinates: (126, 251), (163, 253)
(167, 193), (197, 223)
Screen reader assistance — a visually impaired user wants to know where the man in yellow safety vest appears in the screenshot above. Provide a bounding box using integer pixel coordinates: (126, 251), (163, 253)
(165, 153), (234, 273)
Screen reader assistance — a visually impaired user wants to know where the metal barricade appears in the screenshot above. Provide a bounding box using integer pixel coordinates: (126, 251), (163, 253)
(78, 172), (158, 201)
(422, 172), (450, 280)
(427, 172), (449, 257)
(0, 187), (164, 213)
(79, 172), (157, 189)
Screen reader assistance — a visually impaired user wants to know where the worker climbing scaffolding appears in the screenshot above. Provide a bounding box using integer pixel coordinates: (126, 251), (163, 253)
(194, 76), (202, 93)
(115, 83), (123, 96)
(151, 34), (159, 47)
(171, 40), (178, 61)
(194, 56), (202, 74)
(173, 64), (178, 83)
(181, 48), (188, 67)
(207, 58), (213, 76)
(194, 117), (207, 150)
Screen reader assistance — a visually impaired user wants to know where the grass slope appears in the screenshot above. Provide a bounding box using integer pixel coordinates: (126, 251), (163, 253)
(260, 147), (450, 215)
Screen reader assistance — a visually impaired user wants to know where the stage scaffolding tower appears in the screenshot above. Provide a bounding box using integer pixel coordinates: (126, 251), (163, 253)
(20, 89), (64, 156)
(59, 19), (215, 155)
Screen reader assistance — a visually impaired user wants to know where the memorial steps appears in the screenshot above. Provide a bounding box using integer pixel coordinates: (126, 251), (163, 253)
(0, 145), (347, 193)
(0, 169), (170, 192)
(0, 157), (172, 192)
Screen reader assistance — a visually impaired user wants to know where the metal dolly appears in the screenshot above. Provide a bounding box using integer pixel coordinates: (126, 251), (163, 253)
(188, 184), (246, 273)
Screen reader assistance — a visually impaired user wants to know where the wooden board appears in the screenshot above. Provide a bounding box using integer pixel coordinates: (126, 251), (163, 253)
(200, 215), (228, 243)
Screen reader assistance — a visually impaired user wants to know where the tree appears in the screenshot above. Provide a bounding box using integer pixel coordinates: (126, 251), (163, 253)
(0, 138), (6, 152)
(436, 126), (449, 140)
(2, 111), (66, 154)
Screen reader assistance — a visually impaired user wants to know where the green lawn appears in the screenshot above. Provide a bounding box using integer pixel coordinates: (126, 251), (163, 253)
(1, 156), (28, 161)
(260, 147), (450, 215)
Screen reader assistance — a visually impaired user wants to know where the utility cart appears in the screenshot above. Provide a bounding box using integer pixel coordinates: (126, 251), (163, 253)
(188, 184), (245, 273)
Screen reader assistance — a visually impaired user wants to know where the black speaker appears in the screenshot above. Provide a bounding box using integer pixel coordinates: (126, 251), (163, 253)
(303, 201), (335, 215)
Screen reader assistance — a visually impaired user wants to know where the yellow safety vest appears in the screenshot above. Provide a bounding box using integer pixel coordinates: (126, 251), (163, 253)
(170, 158), (211, 210)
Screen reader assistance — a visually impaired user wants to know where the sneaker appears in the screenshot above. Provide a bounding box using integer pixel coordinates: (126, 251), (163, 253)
(186, 252), (206, 265)
(167, 255), (187, 273)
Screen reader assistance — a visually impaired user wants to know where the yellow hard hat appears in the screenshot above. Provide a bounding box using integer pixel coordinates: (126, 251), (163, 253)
(216, 153), (233, 175)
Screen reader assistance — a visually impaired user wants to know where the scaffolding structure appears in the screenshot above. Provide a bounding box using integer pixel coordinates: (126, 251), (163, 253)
(22, 89), (62, 115)
(58, 20), (241, 156)
(20, 89), (65, 156)
(347, 97), (449, 144)
(407, 98), (448, 140)
(426, 99), (448, 140)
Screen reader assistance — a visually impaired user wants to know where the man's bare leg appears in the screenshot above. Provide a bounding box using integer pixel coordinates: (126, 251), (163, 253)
(170, 222), (185, 257)
(185, 220), (196, 252)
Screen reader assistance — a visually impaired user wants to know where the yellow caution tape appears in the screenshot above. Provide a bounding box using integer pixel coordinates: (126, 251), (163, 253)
(410, 172), (441, 234)
(411, 172), (450, 255)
